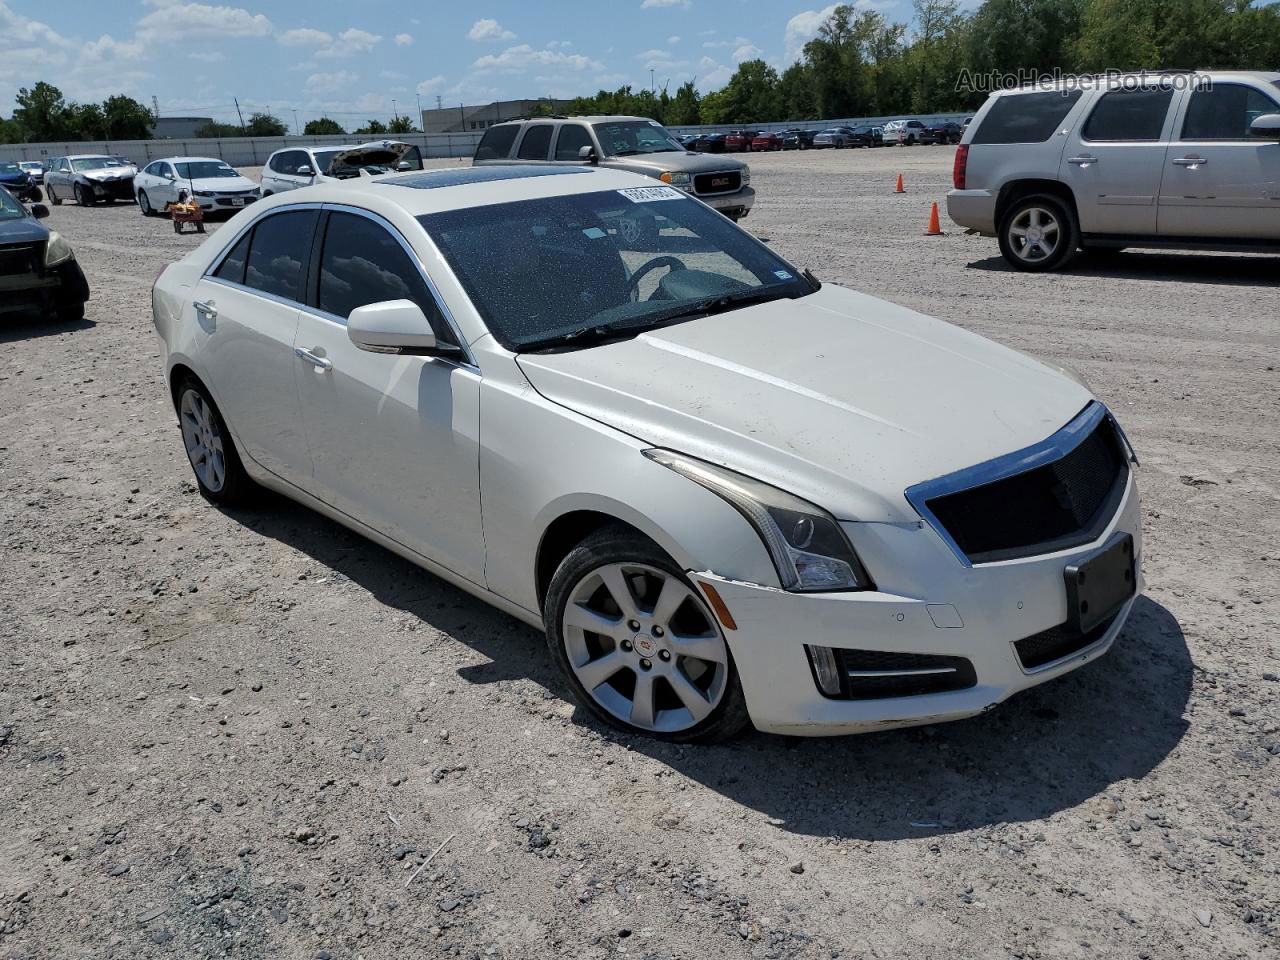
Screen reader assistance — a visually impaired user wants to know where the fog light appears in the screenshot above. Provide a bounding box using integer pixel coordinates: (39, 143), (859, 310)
(806, 645), (842, 696)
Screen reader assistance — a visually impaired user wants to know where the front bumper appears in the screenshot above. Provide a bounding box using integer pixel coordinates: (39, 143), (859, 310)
(692, 472), (1142, 736)
(698, 185), (755, 219)
(0, 259), (90, 316)
(85, 177), (136, 202)
(194, 194), (259, 212)
(946, 188), (997, 234)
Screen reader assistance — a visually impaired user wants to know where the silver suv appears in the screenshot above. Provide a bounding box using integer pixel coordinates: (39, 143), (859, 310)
(473, 115), (754, 223)
(948, 71), (1280, 271)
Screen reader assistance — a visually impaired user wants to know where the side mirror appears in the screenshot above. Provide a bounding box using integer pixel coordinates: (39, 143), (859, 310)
(296, 164), (314, 176)
(347, 300), (458, 356)
(397, 161), (412, 171)
(1249, 113), (1280, 139)
(31, 203), (49, 219)
(578, 144), (598, 165)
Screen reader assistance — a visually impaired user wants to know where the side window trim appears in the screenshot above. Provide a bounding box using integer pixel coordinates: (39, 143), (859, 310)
(312, 203), (475, 366)
(203, 204), (324, 305)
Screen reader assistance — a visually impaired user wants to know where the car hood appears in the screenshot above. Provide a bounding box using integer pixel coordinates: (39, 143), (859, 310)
(0, 171), (30, 183)
(188, 176), (258, 192)
(0, 217), (48, 243)
(516, 284), (1092, 523)
(612, 152), (747, 175)
(329, 140), (415, 170)
(82, 167), (133, 181)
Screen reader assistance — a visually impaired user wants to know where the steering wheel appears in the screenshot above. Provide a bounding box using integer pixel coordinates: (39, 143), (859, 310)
(626, 256), (686, 299)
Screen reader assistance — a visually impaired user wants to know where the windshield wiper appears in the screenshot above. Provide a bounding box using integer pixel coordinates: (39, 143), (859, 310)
(518, 323), (639, 353)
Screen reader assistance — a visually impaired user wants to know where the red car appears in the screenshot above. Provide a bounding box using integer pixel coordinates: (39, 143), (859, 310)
(750, 132), (783, 151)
(723, 129), (759, 152)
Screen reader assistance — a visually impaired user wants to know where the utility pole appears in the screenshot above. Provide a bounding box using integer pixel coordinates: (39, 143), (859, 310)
(415, 93), (422, 129)
(650, 69), (655, 93)
(459, 102), (465, 131)
(435, 95), (443, 110)
(392, 99), (399, 126)
(233, 97), (246, 134)
(292, 108), (299, 135)
(151, 96), (160, 120)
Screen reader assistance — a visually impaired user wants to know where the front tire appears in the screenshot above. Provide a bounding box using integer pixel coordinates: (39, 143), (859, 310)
(139, 190), (155, 216)
(544, 528), (750, 742)
(73, 184), (93, 207)
(998, 195), (1079, 272)
(175, 377), (254, 506)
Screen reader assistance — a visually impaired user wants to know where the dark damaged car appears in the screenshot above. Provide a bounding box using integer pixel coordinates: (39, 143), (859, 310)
(0, 191), (90, 322)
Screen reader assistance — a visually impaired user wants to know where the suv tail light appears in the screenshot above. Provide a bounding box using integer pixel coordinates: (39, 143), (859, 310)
(952, 144), (969, 190)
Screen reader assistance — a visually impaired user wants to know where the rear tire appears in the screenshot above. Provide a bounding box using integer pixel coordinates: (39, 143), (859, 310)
(998, 194), (1079, 272)
(174, 377), (255, 507)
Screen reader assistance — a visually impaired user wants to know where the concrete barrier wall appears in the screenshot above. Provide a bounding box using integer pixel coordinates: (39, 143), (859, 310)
(0, 113), (971, 164)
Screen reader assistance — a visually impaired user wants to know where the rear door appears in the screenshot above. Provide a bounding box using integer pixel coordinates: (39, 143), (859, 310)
(1059, 84), (1178, 235)
(291, 207), (485, 583)
(1158, 80), (1280, 239)
(194, 208), (318, 483)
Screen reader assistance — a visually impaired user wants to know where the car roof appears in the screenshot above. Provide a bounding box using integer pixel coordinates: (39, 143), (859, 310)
(491, 115), (652, 126)
(997, 69), (1280, 94)
(65, 154), (116, 160)
(152, 156), (227, 164)
(245, 164), (660, 218)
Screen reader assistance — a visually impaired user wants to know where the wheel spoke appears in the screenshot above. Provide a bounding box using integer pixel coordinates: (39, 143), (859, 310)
(649, 575), (690, 628)
(564, 602), (625, 639)
(575, 651), (625, 691)
(1010, 225), (1028, 238)
(670, 631), (727, 665)
(630, 672), (656, 728)
(667, 670), (713, 723)
(1028, 209), (1041, 228)
(599, 566), (640, 620)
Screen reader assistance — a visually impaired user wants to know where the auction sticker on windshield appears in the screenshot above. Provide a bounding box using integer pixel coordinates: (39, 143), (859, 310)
(617, 186), (685, 203)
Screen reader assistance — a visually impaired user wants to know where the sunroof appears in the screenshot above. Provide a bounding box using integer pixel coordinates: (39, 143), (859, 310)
(379, 165), (596, 190)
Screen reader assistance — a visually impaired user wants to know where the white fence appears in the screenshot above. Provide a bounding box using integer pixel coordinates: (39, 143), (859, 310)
(0, 113), (971, 165)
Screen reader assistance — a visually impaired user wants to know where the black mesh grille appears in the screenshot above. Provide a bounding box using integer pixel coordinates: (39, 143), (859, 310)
(0, 242), (41, 277)
(693, 171), (741, 195)
(810, 647), (977, 700)
(927, 418), (1128, 563)
(1014, 614), (1118, 670)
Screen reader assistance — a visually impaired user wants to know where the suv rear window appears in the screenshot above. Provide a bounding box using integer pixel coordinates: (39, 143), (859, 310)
(516, 124), (553, 160)
(475, 124), (519, 161)
(972, 90), (1082, 144)
(1083, 87), (1173, 142)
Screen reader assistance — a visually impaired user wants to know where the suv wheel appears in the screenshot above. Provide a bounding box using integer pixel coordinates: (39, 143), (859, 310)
(998, 195), (1078, 272)
(544, 528), (750, 742)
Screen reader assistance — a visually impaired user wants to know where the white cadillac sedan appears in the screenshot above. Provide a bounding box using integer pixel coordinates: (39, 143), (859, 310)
(151, 165), (1142, 741)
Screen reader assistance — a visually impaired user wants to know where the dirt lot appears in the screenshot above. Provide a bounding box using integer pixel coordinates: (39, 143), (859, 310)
(2, 147), (1278, 960)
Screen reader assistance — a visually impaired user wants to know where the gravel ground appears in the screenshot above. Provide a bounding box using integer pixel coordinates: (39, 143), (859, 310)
(2, 147), (1278, 960)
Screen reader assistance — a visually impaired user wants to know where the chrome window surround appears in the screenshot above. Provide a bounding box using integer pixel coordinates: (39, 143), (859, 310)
(905, 401), (1129, 568)
(202, 201), (476, 369)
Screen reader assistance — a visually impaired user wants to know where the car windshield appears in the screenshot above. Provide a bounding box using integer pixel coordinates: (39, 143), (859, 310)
(174, 161), (238, 179)
(0, 188), (23, 220)
(19, 162), (40, 170)
(592, 121), (682, 156)
(72, 157), (124, 171)
(0, 162), (21, 175)
(420, 187), (813, 352)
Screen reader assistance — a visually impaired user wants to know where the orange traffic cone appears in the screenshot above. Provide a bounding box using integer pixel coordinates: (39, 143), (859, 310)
(894, 173), (905, 194)
(924, 202), (943, 236)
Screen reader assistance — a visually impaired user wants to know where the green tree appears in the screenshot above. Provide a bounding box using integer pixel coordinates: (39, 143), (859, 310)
(102, 95), (155, 140)
(245, 112), (287, 137)
(356, 119), (389, 135)
(14, 82), (71, 141)
(388, 115), (419, 134)
(0, 115), (24, 142)
(66, 103), (107, 140)
(304, 117), (346, 135)
(1072, 0), (1160, 70)
(778, 62), (818, 120)
(706, 60), (783, 124)
(669, 80), (702, 125)
(195, 120), (244, 138)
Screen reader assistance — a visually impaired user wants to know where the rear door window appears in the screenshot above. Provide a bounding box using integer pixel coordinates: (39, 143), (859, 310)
(1181, 83), (1280, 140)
(973, 90), (1083, 144)
(516, 124), (554, 160)
(475, 124), (519, 160)
(1083, 87), (1174, 142)
(244, 210), (318, 302)
(213, 231), (252, 285)
(316, 211), (449, 340)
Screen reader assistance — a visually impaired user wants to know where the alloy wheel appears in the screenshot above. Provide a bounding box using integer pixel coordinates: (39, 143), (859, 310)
(139, 191), (152, 216)
(561, 562), (728, 734)
(179, 388), (227, 493)
(1008, 206), (1061, 264)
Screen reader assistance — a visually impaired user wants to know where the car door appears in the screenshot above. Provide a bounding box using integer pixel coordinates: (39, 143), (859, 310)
(1158, 80), (1280, 239)
(1059, 85), (1177, 235)
(514, 123), (554, 163)
(156, 162), (181, 206)
(291, 207), (485, 584)
(552, 123), (595, 165)
(193, 208), (318, 483)
(48, 158), (69, 194)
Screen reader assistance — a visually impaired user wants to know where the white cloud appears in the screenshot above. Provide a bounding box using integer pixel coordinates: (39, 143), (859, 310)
(546, 40), (572, 48)
(416, 75), (446, 95)
(189, 50), (225, 62)
(699, 61), (733, 90)
(472, 44), (604, 72)
(641, 0), (691, 8)
(394, 33), (413, 46)
(703, 35), (750, 48)
(784, 4), (838, 62)
(733, 43), (763, 62)
(278, 27), (331, 47)
(305, 69), (358, 94)
(667, 35), (681, 44)
(135, 2), (272, 44)
(467, 18), (516, 42)
(315, 27), (382, 58)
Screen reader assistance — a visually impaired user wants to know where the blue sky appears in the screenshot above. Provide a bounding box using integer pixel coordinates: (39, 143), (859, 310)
(0, 1), (909, 130)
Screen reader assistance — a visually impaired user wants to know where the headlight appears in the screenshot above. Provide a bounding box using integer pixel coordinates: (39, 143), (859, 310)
(45, 231), (74, 267)
(740, 168), (751, 186)
(644, 449), (872, 592)
(194, 190), (214, 198)
(659, 171), (692, 189)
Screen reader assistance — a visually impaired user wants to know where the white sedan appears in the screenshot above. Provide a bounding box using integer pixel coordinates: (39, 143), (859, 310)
(151, 166), (1142, 741)
(134, 157), (260, 216)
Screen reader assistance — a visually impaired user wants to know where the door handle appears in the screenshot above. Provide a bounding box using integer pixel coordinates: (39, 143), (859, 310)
(295, 346), (333, 371)
(193, 299), (217, 320)
(1171, 157), (1207, 166)
(1067, 155), (1098, 166)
